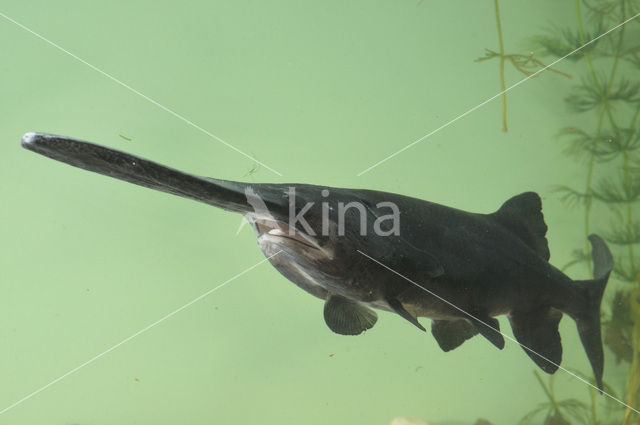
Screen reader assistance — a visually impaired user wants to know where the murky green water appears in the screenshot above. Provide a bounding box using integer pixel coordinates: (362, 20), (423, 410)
(1, 1), (638, 424)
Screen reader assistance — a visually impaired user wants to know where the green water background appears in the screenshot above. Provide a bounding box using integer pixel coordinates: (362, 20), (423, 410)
(0, 1), (634, 424)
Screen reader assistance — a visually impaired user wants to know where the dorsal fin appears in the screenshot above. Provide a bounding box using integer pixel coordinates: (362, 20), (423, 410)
(491, 192), (550, 261)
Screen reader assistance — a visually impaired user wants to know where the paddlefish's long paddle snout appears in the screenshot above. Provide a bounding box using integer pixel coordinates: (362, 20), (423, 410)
(20, 132), (275, 214)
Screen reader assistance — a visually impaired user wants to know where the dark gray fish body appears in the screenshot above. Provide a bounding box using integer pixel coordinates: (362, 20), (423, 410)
(21, 133), (613, 391)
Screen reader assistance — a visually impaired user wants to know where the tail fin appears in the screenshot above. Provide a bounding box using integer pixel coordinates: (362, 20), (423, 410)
(574, 234), (614, 393)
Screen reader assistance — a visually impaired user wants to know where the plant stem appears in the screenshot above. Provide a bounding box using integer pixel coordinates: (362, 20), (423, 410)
(626, 104), (640, 274)
(602, 0), (635, 277)
(621, 0), (640, 416)
(576, 0), (626, 276)
(494, 0), (508, 132)
(631, 105), (640, 135)
(604, 0), (627, 141)
(534, 371), (565, 419)
(622, 287), (640, 425)
(583, 109), (606, 274)
(576, 0), (605, 273)
(589, 383), (598, 424)
(575, 0), (600, 87)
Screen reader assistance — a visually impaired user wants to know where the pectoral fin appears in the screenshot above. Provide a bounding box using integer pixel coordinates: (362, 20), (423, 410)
(509, 307), (563, 374)
(469, 314), (505, 349)
(386, 298), (426, 332)
(431, 319), (478, 351)
(323, 295), (377, 335)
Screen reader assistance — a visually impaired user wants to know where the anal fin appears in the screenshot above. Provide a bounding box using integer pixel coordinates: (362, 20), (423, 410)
(323, 295), (378, 335)
(509, 307), (563, 374)
(431, 319), (479, 352)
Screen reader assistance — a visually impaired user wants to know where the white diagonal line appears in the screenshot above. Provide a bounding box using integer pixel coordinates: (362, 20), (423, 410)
(356, 11), (640, 176)
(0, 11), (283, 177)
(0, 250), (282, 416)
(356, 249), (639, 414)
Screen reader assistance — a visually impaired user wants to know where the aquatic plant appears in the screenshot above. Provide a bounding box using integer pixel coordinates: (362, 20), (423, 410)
(519, 372), (590, 425)
(520, 370), (623, 425)
(475, 0), (571, 132)
(477, 0), (640, 422)
(531, 1), (640, 423)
